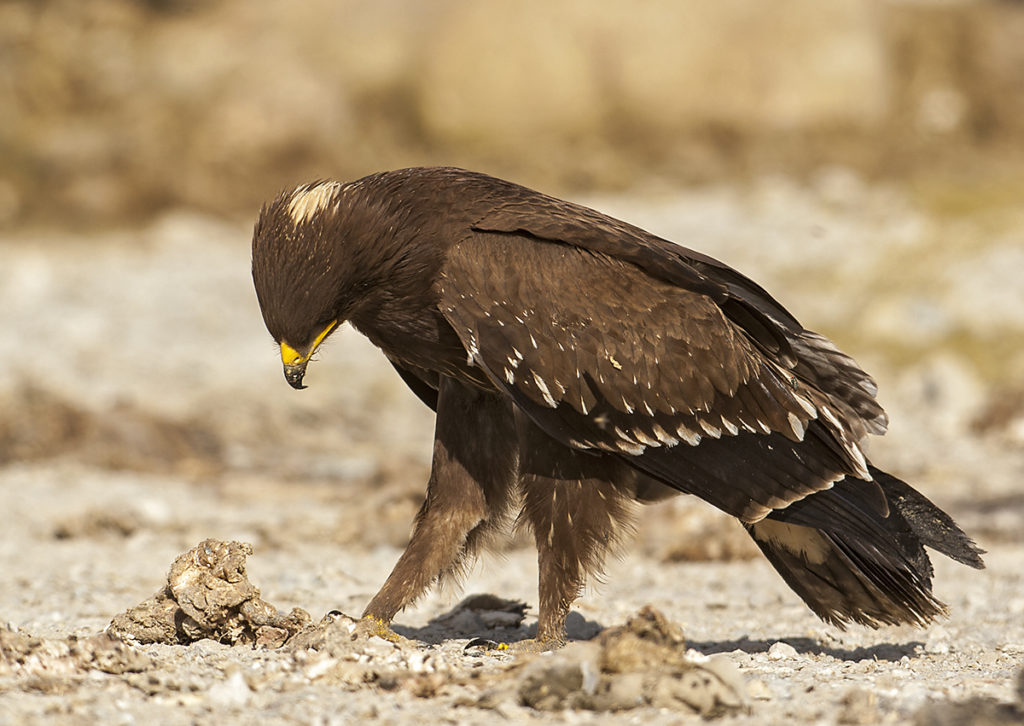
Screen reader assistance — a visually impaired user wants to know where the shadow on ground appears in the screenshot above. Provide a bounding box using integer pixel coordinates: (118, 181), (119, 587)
(694, 637), (923, 662)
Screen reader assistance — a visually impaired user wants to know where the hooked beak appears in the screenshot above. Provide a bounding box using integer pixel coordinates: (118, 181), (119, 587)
(279, 320), (338, 391)
(283, 360), (308, 390)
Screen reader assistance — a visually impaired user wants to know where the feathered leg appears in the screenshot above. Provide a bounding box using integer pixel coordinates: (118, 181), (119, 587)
(517, 415), (636, 645)
(363, 380), (518, 624)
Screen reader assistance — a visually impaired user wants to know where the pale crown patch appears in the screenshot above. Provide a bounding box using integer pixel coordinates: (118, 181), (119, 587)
(288, 182), (344, 225)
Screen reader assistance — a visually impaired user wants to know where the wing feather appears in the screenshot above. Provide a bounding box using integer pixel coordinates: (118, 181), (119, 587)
(438, 231), (879, 520)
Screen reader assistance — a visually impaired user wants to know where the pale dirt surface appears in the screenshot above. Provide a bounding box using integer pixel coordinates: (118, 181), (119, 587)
(2, 179), (1024, 724)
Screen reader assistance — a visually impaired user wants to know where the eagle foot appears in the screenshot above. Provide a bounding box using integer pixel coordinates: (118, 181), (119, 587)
(463, 637), (508, 653)
(357, 615), (406, 644)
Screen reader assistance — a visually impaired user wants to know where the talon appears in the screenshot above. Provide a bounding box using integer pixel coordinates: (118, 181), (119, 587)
(359, 615), (404, 643)
(464, 638), (510, 652)
(463, 637), (562, 654)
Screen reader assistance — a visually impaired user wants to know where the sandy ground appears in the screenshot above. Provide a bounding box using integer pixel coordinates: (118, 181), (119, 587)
(2, 178), (1023, 724)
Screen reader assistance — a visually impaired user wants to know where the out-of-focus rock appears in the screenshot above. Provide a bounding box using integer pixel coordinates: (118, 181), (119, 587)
(596, 604), (688, 673)
(205, 670), (253, 709)
(517, 648), (592, 711)
(766, 641), (798, 661)
(516, 605), (748, 715)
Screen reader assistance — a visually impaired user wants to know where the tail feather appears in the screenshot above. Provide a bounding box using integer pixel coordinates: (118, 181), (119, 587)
(870, 468), (985, 569)
(747, 467), (984, 628)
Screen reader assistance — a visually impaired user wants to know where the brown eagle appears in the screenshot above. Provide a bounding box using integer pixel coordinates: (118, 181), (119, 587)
(252, 167), (983, 646)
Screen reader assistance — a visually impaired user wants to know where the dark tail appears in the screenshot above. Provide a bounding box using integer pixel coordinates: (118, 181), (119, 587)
(746, 466), (984, 629)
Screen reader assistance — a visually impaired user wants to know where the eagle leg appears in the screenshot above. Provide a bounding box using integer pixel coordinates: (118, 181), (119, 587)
(517, 416), (637, 645)
(362, 381), (519, 625)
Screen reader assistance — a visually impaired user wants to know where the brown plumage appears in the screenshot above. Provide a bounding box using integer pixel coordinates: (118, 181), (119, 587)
(252, 167), (984, 644)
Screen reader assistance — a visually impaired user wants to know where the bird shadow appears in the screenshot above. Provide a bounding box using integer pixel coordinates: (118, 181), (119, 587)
(393, 605), (922, 662)
(392, 610), (603, 647)
(689, 636), (924, 663)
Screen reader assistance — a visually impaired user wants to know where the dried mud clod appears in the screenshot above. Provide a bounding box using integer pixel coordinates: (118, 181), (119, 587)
(286, 610), (457, 697)
(108, 539), (311, 648)
(103, 543), (748, 714)
(282, 595), (538, 696)
(515, 605), (749, 717)
(0, 624), (153, 693)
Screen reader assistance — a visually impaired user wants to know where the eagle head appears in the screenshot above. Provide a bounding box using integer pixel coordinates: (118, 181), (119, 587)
(251, 181), (355, 389)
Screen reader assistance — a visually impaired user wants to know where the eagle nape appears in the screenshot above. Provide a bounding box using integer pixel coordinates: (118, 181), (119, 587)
(251, 166), (984, 647)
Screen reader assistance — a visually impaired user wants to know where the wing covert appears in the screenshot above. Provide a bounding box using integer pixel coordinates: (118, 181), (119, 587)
(438, 231), (873, 521)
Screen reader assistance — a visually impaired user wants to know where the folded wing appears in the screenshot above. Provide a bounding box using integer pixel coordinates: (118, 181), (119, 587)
(439, 228), (882, 523)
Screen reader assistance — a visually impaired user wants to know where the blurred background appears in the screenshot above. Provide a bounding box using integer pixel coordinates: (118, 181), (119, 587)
(3, 0), (1024, 224)
(1, 0), (1023, 569)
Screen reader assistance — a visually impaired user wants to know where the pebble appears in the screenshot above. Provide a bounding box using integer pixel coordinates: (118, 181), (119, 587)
(303, 657), (338, 680)
(205, 670), (251, 708)
(746, 678), (773, 700)
(767, 642), (798, 660)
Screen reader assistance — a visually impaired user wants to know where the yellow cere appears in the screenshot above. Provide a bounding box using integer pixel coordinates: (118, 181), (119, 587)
(280, 342), (303, 366)
(279, 319), (338, 366)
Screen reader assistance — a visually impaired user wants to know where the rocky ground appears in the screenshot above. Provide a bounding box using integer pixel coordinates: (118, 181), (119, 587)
(2, 178), (1023, 724)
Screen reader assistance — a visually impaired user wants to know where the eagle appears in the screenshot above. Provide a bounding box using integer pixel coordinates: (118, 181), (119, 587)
(251, 167), (983, 646)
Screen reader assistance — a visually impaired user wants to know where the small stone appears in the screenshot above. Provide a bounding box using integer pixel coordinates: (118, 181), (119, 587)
(206, 670), (251, 708)
(303, 656), (338, 681)
(767, 642), (798, 660)
(701, 655), (745, 691)
(746, 678), (773, 700)
(360, 637), (399, 660)
(518, 660), (584, 710)
(254, 626), (289, 649)
(584, 672), (646, 711)
(648, 662), (748, 716)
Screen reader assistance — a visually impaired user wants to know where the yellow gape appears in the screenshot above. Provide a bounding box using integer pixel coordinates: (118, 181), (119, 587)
(279, 319), (338, 365)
